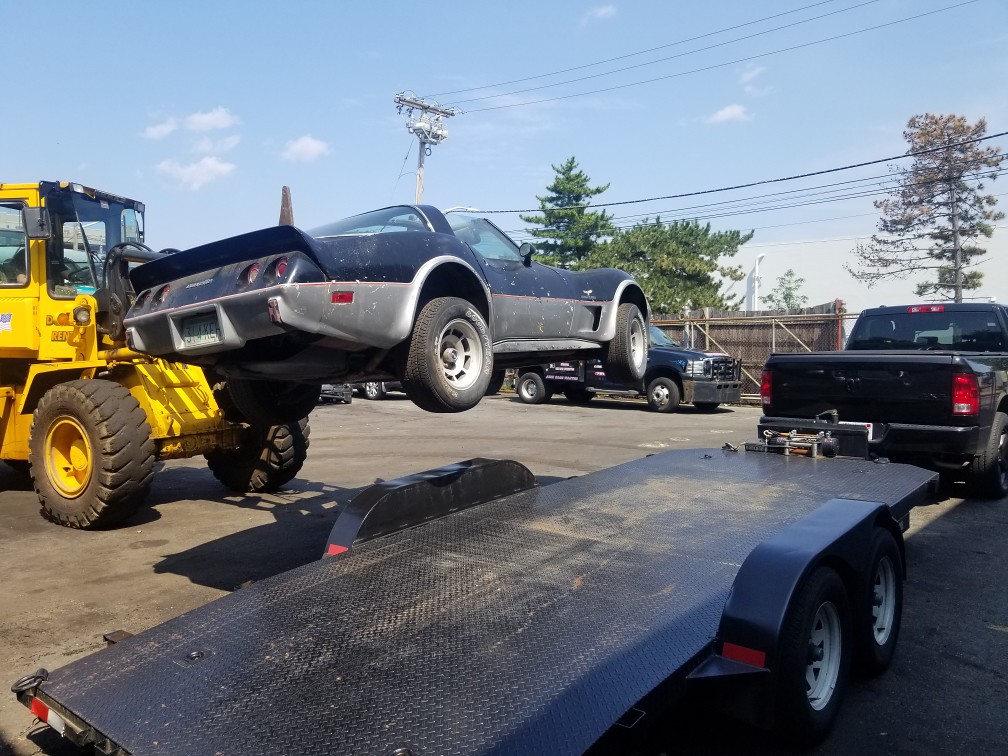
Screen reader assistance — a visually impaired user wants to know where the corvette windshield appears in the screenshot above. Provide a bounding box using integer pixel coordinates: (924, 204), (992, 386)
(310, 206), (432, 238)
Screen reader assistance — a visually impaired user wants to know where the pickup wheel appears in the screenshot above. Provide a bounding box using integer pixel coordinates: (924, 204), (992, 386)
(563, 387), (594, 404)
(402, 297), (493, 413)
(603, 303), (648, 382)
(363, 382), (387, 400)
(517, 372), (549, 404)
(853, 529), (903, 677)
(968, 410), (1008, 498)
(774, 566), (851, 747)
(227, 378), (322, 427)
(29, 380), (155, 529)
(646, 377), (680, 413)
(206, 418), (310, 492)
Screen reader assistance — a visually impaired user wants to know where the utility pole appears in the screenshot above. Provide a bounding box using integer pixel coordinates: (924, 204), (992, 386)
(394, 93), (457, 204)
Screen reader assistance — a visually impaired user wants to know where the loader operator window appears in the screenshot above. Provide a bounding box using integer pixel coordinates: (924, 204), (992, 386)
(0, 205), (28, 286)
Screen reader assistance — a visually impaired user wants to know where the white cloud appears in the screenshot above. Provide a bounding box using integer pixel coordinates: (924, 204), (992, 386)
(193, 134), (242, 153)
(707, 104), (752, 124)
(185, 107), (240, 132)
(281, 134), (331, 163)
(156, 156), (235, 190)
(740, 65), (765, 85)
(581, 5), (616, 24)
(143, 118), (178, 139)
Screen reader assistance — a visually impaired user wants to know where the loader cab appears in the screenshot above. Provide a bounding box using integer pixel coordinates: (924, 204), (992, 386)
(40, 184), (144, 300)
(0, 205), (29, 286)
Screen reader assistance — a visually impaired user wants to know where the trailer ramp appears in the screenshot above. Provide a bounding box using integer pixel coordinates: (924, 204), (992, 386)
(18, 449), (935, 755)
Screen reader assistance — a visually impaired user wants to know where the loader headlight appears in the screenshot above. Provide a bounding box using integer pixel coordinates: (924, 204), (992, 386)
(73, 306), (91, 325)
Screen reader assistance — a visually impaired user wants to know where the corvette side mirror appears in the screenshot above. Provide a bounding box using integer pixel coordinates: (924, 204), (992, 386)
(519, 242), (535, 266)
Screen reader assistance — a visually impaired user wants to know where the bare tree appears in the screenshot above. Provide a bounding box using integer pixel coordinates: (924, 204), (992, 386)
(847, 114), (1004, 302)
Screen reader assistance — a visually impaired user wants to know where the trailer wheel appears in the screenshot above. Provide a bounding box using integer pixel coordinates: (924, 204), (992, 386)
(854, 529), (903, 677)
(564, 387), (595, 404)
(774, 566), (851, 747)
(206, 418), (310, 492)
(517, 372), (549, 404)
(646, 377), (680, 413)
(30, 380), (155, 529)
(227, 378), (321, 427)
(968, 410), (1008, 498)
(402, 297), (493, 413)
(603, 303), (648, 382)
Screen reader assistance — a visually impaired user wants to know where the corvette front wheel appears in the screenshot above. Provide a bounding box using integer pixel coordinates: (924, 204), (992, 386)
(403, 297), (493, 413)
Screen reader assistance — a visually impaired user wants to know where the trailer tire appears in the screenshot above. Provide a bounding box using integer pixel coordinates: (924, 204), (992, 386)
(517, 372), (549, 404)
(206, 418), (310, 493)
(227, 377), (321, 427)
(968, 410), (1008, 498)
(774, 566), (851, 747)
(485, 370), (507, 396)
(603, 303), (648, 382)
(854, 529), (903, 677)
(402, 297), (493, 413)
(564, 387), (594, 404)
(646, 377), (680, 413)
(30, 380), (155, 529)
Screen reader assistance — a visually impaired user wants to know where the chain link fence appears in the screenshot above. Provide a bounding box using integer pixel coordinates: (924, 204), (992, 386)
(653, 301), (861, 400)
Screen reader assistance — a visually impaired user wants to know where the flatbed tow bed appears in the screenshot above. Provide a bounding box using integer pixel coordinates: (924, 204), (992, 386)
(13, 449), (936, 755)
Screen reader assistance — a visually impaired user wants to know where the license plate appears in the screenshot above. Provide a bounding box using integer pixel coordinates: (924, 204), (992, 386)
(838, 421), (874, 441)
(181, 313), (222, 346)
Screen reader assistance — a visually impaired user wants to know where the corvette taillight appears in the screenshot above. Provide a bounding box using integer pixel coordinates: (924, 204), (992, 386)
(239, 263), (261, 287)
(951, 373), (979, 416)
(264, 256), (289, 284)
(153, 285), (170, 306)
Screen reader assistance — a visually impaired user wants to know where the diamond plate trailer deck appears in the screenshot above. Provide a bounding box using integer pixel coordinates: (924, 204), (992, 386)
(13, 449), (936, 755)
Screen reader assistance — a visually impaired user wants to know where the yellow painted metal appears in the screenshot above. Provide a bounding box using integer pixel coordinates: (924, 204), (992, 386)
(43, 415), (93, 498)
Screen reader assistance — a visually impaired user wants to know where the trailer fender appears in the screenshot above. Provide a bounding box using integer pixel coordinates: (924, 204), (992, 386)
(688, 498), (904, 725)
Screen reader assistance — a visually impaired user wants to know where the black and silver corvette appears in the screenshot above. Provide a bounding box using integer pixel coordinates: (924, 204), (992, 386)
(123, 205), (648, 416)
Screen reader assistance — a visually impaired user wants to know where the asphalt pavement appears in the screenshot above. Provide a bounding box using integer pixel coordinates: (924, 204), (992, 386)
(0, 393), (1004, 756)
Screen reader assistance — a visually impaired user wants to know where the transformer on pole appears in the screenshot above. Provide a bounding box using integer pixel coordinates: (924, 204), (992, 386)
(394, 93), (457, 204)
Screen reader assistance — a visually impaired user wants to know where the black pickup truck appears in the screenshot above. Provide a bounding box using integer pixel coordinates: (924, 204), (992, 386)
(760, 303), (1008, 496)
(517, 326), (742, 412)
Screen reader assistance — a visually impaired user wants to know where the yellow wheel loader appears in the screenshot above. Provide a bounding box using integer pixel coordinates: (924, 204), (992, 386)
(0, 181), (310, 528)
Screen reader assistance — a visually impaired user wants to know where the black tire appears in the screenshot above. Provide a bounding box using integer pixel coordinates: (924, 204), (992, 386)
(401, 297), (493, 413)
(603, 302), (647, 382)
(206, 418), (310, 493)
(563, 387), (594, 404)
(968, 410), (1008, 498)
(693, 401), (720, 412)
(485, 370), (506, 396)
(774, 566), (852, 748)
(646, 377), (680, 413)
(517, 372), (549, 404)
(362, 382), (387, 400)
(29, 380), (155, 529)
(853, 529), (903, 677)
(226, 378), (321, 427)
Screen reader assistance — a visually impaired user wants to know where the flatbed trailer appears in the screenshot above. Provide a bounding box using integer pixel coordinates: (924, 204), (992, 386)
(13, 449), (936, 755)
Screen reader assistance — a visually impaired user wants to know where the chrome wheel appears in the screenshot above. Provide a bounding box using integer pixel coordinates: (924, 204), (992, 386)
(650, 383), (670, 408)
(437, 318), (483, 392)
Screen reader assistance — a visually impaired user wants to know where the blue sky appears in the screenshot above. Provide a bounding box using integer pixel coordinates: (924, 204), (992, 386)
(6, 0), (1007, 313)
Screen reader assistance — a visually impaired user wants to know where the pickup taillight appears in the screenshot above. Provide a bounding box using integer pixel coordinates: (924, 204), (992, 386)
(761, 369), (772, 409)
(951, 373), (980, 416)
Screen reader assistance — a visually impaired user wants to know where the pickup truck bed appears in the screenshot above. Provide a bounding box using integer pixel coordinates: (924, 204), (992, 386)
(17, 450), (935, 755)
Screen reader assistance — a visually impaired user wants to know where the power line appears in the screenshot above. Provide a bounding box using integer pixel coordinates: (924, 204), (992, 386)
(481, 130), (1008, 215)
(460, 1), (978, 113)
(427, 0), (843, 98)
(442, 0), (883, 107)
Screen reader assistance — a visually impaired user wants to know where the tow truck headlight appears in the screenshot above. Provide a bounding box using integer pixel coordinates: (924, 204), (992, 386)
(685, 359), (711, 378)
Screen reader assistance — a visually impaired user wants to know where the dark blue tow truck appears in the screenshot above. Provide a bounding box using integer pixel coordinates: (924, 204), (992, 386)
(13, 446), (935, 755)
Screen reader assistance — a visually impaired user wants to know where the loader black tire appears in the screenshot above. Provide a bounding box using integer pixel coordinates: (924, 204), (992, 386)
(206, 418), (310, 493)
(226, 377), (321, 427)
(29, 380), (155, 529)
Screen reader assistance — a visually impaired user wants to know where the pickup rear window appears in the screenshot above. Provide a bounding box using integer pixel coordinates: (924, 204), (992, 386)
(848, 312), (1005, 351)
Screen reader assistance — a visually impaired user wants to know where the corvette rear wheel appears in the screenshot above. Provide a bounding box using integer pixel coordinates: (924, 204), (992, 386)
(604, 303), (647, 382)
(403, 297), (493, 413)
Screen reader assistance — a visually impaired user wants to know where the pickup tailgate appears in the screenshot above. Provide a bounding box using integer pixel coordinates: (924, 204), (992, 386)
(765, 351), (962, 426)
